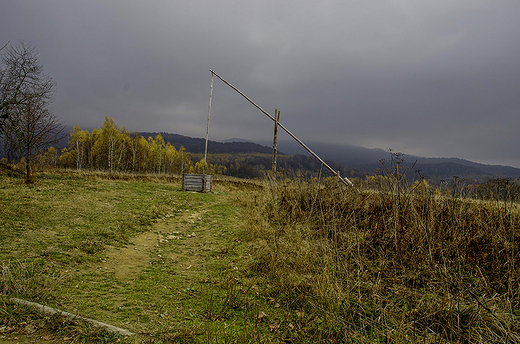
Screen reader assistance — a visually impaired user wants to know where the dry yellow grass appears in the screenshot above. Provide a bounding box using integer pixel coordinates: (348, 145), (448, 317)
(241, 176), (520, 343)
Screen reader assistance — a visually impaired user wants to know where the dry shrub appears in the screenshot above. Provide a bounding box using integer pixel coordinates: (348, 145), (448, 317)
(0, 162), (24, 178)
(245, 177), (520, 343)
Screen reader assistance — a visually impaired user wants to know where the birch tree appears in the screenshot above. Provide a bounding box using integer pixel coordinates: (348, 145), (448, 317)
(92, 117), (123, 172)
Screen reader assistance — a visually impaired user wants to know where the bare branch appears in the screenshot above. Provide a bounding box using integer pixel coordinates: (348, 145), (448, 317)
(0, 42), (63, 182)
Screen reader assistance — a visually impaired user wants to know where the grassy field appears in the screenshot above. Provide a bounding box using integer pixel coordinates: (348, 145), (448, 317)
(0, 168), (272, 343)
(1, 165), (520, 343)
(245, 176), (520, 343)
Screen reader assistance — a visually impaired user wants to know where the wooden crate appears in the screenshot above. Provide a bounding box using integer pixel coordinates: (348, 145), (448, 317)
(182, 174), (212, 192)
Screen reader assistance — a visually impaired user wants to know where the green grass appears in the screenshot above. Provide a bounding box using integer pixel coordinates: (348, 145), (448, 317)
(1, 174), (165, 258)
(0, 171), (272, 343)
(4, 167), (519, 343)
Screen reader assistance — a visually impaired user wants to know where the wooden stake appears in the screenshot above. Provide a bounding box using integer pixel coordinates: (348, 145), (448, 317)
(272, 109), (280, 173)
(203, 73), (214, 174)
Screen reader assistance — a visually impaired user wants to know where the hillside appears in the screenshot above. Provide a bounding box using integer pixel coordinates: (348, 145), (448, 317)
(140, 133), (520, 182)
(3, 127), (517, 183)
(140, 132), (274, 155)
(263, 139), (520, 183)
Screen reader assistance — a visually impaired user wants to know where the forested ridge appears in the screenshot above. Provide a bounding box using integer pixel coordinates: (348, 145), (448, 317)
(140, 132), (274, 155)
(9, 116), (362, 179)
(6, 115), (517, 184)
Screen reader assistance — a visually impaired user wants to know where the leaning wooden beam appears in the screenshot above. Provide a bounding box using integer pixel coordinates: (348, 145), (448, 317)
(10, 298), (135, 336)
(209, 70), (353, 187)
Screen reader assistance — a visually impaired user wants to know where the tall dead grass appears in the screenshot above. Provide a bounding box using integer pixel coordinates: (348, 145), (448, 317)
(244, 174), (520, 343)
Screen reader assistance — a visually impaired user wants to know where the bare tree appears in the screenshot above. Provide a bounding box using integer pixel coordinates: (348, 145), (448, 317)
(1, 42), (52, 131)
(0, 42), (64, 183)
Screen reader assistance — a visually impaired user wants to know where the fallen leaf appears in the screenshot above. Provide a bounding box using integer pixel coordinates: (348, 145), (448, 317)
(256, 311), (267, 322)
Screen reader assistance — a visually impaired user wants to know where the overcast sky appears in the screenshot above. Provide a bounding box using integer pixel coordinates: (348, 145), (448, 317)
(2, 1), (520, 167)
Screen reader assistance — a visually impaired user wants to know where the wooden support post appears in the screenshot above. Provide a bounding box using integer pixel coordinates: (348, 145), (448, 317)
(272, 109), (280, 173)
(203, 73), (214, 174)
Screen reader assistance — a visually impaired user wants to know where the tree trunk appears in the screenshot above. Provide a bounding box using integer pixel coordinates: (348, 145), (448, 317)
(25, 151), (32, 183)
(76, 137), (80, 170)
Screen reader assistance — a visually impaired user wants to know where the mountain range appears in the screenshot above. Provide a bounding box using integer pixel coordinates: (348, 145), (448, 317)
(140, 132), (274, 155)
(3, 128), (516, 183)
(259, 139), (520, 183)
(142, 132), (520, 183)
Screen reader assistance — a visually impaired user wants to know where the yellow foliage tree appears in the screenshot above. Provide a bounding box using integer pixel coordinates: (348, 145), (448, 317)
(190, 158), (215, 175)
(65, 119), (194, 175)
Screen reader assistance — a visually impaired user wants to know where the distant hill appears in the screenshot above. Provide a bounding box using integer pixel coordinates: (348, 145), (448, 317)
(221, 138), (254, 143)
(260, 139), (520, 183)
(414, 157), (520, 180)
(3, 127), (517, 183)
(140, 134), (520, 182)
(139, 132), (275, 155)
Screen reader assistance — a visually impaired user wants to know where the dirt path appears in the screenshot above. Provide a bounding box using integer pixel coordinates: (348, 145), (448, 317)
(102, 207), (215, 281)
(104, 232), (157, 280)
(50, 193), (249, 338)
(1, 178), (258, 343)
(3, 192), (248, 343)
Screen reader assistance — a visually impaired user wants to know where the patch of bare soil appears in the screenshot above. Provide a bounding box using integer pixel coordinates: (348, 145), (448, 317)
(103, 233), (158, 280)
(102, 208), (215, 281)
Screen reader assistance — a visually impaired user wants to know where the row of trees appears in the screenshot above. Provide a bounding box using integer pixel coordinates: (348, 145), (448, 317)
(54, 117), (216, 175)
(0, 42), (218, 178)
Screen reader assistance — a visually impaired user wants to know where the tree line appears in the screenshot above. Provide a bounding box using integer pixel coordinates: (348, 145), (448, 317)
(3, 42), (514, 190)
(0, 41), (221, 179)
(53, 117), (216, 175)
(26, 116), (365, 180)
(47, 116), (363, 179)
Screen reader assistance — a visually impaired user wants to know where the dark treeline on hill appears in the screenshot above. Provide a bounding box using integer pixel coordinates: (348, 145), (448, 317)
(2, 117), (520, 186)
(194, 152), (366, 180)
(271, 139), (520, 184)
(0, 117), (362, 180)
(141, 132), (366, 179)
(140, 132), (274, 155)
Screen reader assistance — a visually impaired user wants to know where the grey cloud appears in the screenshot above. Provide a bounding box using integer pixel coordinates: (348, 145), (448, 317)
(1, 0), (520, 167)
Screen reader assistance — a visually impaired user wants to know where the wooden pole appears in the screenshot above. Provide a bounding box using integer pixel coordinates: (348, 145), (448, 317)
(203, 73), (214, 174)
(209, 70), (354, 187)
(272, 109), (280, 173)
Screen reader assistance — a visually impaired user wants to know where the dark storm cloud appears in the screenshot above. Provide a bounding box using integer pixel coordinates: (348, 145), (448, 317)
(1, 0), (520, 167)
